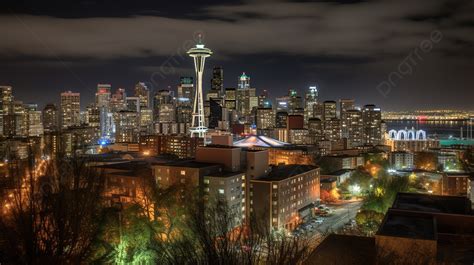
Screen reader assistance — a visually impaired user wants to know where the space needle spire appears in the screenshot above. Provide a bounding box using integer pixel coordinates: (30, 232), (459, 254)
(187, 34), (212, 138)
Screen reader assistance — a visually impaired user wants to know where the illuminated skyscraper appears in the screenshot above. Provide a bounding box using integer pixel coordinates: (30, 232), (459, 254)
(60, 91), (80, 129)
(345, 109), (364, 147)
(211, 66), (224, 96)
(362, 104), (382, 145)
(0, 86), (13, 136)
(96, 84), (111, 108)
(187, 36), (212, 138)
(323, 100), (337, 121)
(43, 103), (58, 132)
(340, 99), (355, 138)
(304, 86), (318, 121)
(134, 82), (150, 109)
(238, 72), (250, 89)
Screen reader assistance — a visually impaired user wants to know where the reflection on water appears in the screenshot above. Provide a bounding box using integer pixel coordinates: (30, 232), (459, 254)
(386, 120), (472, 139)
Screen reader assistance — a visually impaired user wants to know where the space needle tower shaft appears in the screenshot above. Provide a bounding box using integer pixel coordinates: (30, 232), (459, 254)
(187, 35), (212, 138)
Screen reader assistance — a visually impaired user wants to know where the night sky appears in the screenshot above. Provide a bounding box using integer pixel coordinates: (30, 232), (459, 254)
(1, 0), (473, 111)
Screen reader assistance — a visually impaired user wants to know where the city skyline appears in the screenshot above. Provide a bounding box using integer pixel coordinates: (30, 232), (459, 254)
(1, 0), (473, 111)
(1, 2), (474, 264)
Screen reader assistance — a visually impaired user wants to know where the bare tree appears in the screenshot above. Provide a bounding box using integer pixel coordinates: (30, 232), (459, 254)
(0, 156), (105, 264)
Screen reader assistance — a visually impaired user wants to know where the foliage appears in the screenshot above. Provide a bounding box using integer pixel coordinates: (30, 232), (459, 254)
(362, 175), (409, 214)
(414, 152), (437, 171)
(364, 153), (389, 169)
(314, 156), (340, 174)
(348, 166), (373, 192)
(355, 210), (384, 235)
(320, 188), (339, 203)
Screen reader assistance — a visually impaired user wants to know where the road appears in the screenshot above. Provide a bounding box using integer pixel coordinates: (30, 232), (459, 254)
(301, 201), (362, 249)
(317, 201), (362, 233)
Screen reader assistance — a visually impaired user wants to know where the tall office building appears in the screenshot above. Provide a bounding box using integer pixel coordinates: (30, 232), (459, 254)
(238, 72), (250, 89)
(288, 89), (303, 114)
(126, 97), (140, 113)
(224, 88), (237, 110)
(237, 87), (257, 117)
(340, 99), (356, 138)
(25, 103), (43, 136)
(208, 98), (223, 129)
(308, 118), (323, 144)
(96, 84), (111, 108)
(110, 88), (127, 112)
(324, 118), (341, 141)
(60, 91), (80, 129)
(96, 84), (113, 140)
(86, 104), (100, 127)
(305, 86), (319, 121)
(0, 86), (13, 136)
(43, 103), (58, 132)
(313, 102), (324, 120)
(258, 90), (272, 108)
(362, 104), (382, 145)
(134, 82), (150, 109)
(115, 110), (139, 143)
(211, 66), (224, 96)
(256, 107), (275, 130)
(275, 96), (289, 112)
(323, 101), (337, 121)
(275, 111), (289, 128)
(13, 101), (28, 137)
(177, 77), (194, 103)
(340, 99), (355, 114)
(153, 90), (174, 122)
(345, 109), (364, 148)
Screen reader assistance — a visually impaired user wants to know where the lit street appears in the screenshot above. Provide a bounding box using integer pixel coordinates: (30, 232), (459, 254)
(301, 201), (363, 249)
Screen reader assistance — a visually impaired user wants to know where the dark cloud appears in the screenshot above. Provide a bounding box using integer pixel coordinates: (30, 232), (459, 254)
(0, 0), (473, 110)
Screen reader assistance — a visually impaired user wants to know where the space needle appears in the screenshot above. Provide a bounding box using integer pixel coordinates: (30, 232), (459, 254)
(188, 35), (212, 138)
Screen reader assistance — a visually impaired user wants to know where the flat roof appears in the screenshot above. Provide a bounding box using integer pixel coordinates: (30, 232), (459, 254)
(154, 160), (221, 169)
(206, 171), (245, 178)
(199, 144), (240, 149)
(392, 192), (471, 215)
(258, 165), (318, 181)
(320, 177), (337, 183)
(327, 169), (353, 176)
(95, 161), (148, 170)
(377, 211), (436, 240)
(304, 234), (375, 265)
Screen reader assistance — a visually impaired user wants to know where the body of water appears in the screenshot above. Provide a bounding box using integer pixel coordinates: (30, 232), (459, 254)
(385, 119), (472, 139)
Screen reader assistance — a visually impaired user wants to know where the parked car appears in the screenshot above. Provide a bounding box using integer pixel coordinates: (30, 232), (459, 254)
(312, 218), (324, 224)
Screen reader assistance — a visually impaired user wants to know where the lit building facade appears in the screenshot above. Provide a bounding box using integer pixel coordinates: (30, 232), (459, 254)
(60, 91), (81, 129)
(250, 165), (320, 231)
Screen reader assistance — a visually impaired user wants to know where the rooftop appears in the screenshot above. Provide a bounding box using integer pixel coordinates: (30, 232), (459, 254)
(233, 135), (289, 148)
(153, 160), (221, 169)
(206, 171), (245, 178)
(304, 234), (375, 265)
(258, 164), (318, 181)
(377, 211), (436, 240)
(392, 192), (472, 215)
